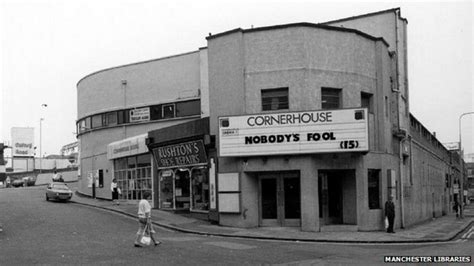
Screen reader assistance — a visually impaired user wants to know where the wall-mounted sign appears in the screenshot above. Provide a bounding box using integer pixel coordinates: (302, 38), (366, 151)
(153, 140), (207, 169)
(107, 134), (148, 159)
(219, 108), (369, 157)
(130, 107), (150, 123)
(11, 127), (35, 157)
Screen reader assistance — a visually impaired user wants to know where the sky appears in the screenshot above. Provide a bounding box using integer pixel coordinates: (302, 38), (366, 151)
(0, 0), (473, 159)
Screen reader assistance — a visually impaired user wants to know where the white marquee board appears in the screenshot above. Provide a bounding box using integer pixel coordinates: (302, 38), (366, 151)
(219, 108), (369, 157)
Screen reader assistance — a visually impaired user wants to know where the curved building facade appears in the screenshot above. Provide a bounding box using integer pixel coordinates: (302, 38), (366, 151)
(78, 8), (458, 232)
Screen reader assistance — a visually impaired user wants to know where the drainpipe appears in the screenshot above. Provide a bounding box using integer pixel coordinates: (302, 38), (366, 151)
(395, 13), (405, 229)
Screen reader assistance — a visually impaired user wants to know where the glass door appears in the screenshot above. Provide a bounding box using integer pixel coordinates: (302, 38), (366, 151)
(259, 172), (301, 227)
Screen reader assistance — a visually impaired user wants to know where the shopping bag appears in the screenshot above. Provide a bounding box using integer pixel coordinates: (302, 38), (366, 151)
(384, 217), (389, 229)
(140, 235), (151, 246)
(140, 224), (152, 246)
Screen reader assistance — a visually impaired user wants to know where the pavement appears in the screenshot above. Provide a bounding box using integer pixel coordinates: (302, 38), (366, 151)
(70, 191), (474, 244)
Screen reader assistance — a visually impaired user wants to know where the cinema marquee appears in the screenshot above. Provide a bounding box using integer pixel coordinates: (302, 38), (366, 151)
(219, 108), (369, 157)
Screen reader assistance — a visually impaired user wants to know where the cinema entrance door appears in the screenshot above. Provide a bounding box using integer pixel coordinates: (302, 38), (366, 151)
(259, 172), (301, 227)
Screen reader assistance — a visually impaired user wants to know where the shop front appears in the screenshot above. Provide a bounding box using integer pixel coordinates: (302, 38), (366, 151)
(154, 140), (210, 211)
(107, 134), (153, 203)
(147, 117), (217, 218)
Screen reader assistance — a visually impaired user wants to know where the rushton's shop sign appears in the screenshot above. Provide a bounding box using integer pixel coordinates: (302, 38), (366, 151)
(154, 140), (207, 169)
(219, 108), (369, 157)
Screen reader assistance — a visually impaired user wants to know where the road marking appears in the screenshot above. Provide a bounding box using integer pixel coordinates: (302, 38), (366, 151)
(205, 241), (256, 250)
(158, 237), (203, 242)
(461, 226), (474, 239)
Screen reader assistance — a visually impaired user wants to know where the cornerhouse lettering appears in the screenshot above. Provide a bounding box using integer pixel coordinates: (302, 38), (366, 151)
(247, 111), (332, 127)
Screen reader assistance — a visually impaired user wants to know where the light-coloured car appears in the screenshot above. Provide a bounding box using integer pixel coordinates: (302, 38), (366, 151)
(45, 182), (73, 202)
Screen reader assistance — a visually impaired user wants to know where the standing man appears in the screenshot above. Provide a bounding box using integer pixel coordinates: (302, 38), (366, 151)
(385, 196), (395, 233)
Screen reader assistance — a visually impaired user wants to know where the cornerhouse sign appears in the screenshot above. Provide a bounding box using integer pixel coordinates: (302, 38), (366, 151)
(154, 140), (207, 169)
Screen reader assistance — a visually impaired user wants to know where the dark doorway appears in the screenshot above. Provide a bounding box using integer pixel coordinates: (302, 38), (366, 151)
(318, 170), (356, 225)
(259, 172), (301, 227)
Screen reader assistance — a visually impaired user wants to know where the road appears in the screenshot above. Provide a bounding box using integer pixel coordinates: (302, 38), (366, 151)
(1, 185), (473, 265)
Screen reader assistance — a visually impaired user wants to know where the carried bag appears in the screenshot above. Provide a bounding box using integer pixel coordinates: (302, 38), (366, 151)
(384, 217), (389, 229)
(140, 223), (152, 246)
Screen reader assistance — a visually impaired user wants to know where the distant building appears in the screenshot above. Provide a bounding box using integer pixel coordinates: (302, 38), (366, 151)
(76, 8), (464, 232)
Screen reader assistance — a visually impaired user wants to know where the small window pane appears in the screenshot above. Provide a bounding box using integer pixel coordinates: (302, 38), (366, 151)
(262, 88), (289, 111)
(107, 112), (117, 126)
(176, 100), (200, 117)
(321, 88), (341, 109)
(150, 105), (163, 120)
(163, 104), (175, 119)
(91, 115), (102, 128)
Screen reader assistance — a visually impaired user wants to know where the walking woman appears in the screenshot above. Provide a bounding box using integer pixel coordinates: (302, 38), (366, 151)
(134, 191), (160, 247)
(111, 178), (120, 205)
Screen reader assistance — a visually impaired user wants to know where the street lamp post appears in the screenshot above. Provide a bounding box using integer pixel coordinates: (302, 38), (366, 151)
(459, 111), (474, 218)
(40, 118), (44, 173)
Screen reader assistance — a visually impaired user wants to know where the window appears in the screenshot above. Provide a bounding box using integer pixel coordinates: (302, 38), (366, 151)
(385, 96), (389, 117)
(91, 114), (103, 128)
(114, 154), (152, 201)
(118, 110), (130, 124)
(262, 88), (289, 111)
(162, 104), (175, 119)
(321, 87), (341, 109)
(361, 92), (373, 113)
(150, 105), (163, 120)
(105, 112), (117, 126)
(368, 169), (381, 209)
(176, 100), (200, 117)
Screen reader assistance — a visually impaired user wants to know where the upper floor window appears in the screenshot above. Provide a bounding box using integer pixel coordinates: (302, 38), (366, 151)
(321, 87), (341, 109)
(91, 114), (103, 128)
(361, 92), (373, 113)
(261, 87), (289, 111)
(176, 100), (200, 117)
(162, 104), (175, 119)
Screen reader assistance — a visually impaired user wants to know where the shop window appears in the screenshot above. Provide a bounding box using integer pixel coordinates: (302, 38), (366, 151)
(191, 168), (209, 211)
(261, 88), (289, 111)
(162, 104), (175, 119)
(368, 169), (381, 209)
(176, 100), (200, 117)
(361, 92), (373, 113)
(321, 87), (341, 109)
(115, 154), (151, 201)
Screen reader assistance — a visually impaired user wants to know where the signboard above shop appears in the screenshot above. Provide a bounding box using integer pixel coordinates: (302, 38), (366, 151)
(153, 140), (207, 169)
(107, 134), (148, 159)
(219, 108), (369, 157)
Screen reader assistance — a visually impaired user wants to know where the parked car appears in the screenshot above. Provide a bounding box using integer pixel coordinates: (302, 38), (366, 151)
(11, 179), (24, 187)
(22, 176), (36, 186)
(45, 182), (73, 202)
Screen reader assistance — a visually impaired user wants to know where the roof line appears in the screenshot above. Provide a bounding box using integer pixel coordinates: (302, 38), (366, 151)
(321, 7), (407, 25)
(207, 22), (389, 47)
(77, 50), (200, 87)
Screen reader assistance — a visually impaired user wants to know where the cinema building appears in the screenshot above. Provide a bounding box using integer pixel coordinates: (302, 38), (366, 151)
(77, 8), (458, 232)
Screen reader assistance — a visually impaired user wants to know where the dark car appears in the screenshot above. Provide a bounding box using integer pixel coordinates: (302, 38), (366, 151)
(23, 176), (36, 186)
(11, 179), (24, 188)
(45, 182), (73, 202)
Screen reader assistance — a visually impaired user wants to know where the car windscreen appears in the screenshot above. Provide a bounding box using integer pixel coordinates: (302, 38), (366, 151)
(52, 184), (69, 190)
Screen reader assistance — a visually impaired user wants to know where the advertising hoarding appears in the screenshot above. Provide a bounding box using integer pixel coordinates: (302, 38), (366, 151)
(129, 107), (150, 122)
(11, 127), (35, 157)
(219, 108), (369, 157)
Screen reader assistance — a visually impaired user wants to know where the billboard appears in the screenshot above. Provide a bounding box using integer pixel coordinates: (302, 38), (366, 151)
(219, 108), (369, 157)
(11, 127), (35, 157)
